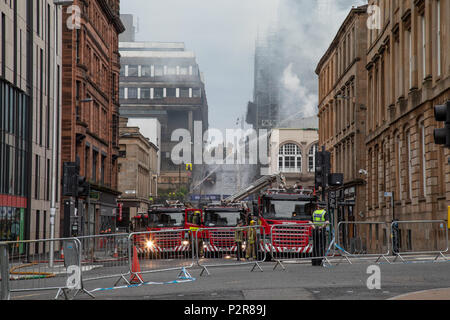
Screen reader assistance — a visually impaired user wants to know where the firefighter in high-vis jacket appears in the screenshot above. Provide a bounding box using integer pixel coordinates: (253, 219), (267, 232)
(311, 206), (328, 266)
(246, 220), (257, 260)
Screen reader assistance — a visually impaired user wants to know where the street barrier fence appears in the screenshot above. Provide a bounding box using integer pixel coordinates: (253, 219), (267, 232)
(269, 223), (333, 270)
(124, 229), (195, 285)
(1, 220), (448, 300)
(391, 220), (448, 262)
(336, 221), (391, 263)
(195, 226), (265, 276)
(0, 238), (91, 300)
(76, 233), (130, 284)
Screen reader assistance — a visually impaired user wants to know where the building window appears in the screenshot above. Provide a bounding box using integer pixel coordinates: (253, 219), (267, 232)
(141, 65), (151, 77)
(192, 88), (201, 98)
(154, 88), (164, 99)
(419, 120), (427, 196)
(180, 88), (190, 98)
(167, 66), (176, 75)
(437, 0), (441, 77)
(421, 15), (426, 78)
(154, 65), (163, 76)
(308, 144), (318, 172)
(396, 134), (403, 201)
(179, 66), (188, 75)
(128, 87), (137, 99)
(166, 88), (176, 98)
(127, 65), (138, 77)
(140, 88), (150, 99)
(278, 143), (302, 173)
(92, 150), (98, 183)
(406, 130), (412, 199)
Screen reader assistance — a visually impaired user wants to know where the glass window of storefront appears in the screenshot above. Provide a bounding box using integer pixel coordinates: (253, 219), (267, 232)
(0, 207), (25, 242)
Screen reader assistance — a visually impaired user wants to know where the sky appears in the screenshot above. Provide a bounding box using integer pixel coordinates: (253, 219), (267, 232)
(120, 0), (367, 130)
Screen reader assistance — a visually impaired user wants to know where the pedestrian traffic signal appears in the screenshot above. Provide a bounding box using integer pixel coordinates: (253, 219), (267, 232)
(433, 100), (450, 148)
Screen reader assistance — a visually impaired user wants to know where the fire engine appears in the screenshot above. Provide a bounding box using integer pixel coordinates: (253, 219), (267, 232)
(224, 173), (318, 260)
(132, 201), (203, 258)
(255, 187), (318, 259)
(201, 201), (249, 258)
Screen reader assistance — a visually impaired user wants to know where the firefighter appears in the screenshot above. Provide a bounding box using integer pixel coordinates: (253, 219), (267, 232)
(193, 211), (201, 225)
(311, 206), (329, 266)
(246, 220), (257, 260)
(235, 220), (244, 261)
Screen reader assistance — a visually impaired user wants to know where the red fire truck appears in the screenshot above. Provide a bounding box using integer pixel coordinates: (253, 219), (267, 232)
(132, 201), (203, 258)
(254, 188), (318, 260)
(200, 202), (249, 258)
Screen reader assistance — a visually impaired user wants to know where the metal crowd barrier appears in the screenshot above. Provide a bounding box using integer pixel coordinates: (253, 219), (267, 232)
(121, 229), (195, 285)
(391, 220), (448, 263)
(269, 223), (333, 270)
(336, 221), (391, 264)
(76, 233), (130, 285)
(195, 226), (265, 276)
(0, 238), (93, 300)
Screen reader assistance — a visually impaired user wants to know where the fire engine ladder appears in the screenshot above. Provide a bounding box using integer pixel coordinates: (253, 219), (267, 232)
(224, 174), (285, 203)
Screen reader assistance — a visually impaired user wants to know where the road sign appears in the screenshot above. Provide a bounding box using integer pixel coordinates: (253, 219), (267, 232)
(384, 192), (393, 197)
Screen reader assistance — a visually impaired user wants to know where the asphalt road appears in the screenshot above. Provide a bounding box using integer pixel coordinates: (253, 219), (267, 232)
(8, 256), (450, 301)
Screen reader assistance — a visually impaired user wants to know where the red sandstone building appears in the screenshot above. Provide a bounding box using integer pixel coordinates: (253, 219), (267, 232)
(60, 0), (124, 236)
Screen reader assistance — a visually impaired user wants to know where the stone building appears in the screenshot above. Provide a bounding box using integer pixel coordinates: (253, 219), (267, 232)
(266, 128), (319, 189)
(0, 1), (62, 251)
(363, 0), (449, 251)
(315, 5), (368, 230)
(60, 0), (124, 236)
(117, 118), (159, 230)
(317, 0), (449, 253)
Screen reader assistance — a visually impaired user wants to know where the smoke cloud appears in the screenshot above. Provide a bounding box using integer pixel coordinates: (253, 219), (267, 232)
(264, 0), (367, 125)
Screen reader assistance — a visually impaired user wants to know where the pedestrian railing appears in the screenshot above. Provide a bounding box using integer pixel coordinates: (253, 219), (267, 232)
(76, 233), (130, 286)
(195, 226), (265, 276)
(335, 221), (391, 264)
(0, 238), (93, 300)
(121, 229), (195, 285)
(391, 220), (448, 263)
(269, 223), (334, 270)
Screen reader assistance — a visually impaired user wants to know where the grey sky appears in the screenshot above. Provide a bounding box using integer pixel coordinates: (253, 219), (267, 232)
(121, 0), (367, 130)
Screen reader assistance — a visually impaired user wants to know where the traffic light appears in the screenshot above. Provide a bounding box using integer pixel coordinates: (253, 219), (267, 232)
(77, 175), (90, 197)
(315, 150), (331, 190)
(186, 163), (193, 171)
(314, 153), (323, 190)
(433, 100), (450, 148)
(63, 162), (78, 196)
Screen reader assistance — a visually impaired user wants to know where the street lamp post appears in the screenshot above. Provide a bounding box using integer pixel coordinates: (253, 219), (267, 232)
(49, 0), (75, 268)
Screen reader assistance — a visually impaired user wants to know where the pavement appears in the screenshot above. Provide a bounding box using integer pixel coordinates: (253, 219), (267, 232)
(389, 288), (450, 300)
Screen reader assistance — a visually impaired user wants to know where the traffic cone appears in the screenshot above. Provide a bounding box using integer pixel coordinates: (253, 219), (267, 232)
(60, 248), (64, 260)
(129, 246), (143, 284)
(113, 245), (119, 258)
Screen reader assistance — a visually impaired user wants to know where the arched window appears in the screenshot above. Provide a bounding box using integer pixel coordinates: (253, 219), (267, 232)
(308, 144), (318, 172)
(278, 143), (302, 173)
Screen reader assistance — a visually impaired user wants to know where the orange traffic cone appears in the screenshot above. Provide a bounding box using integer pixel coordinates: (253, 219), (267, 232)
(60, 248), (64, 260)
(113, 245), (119, 258)
(129, 246), (143, 284)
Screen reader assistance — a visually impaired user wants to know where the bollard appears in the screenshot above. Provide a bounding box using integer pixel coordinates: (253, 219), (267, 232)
(0, 244), (10, 301)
